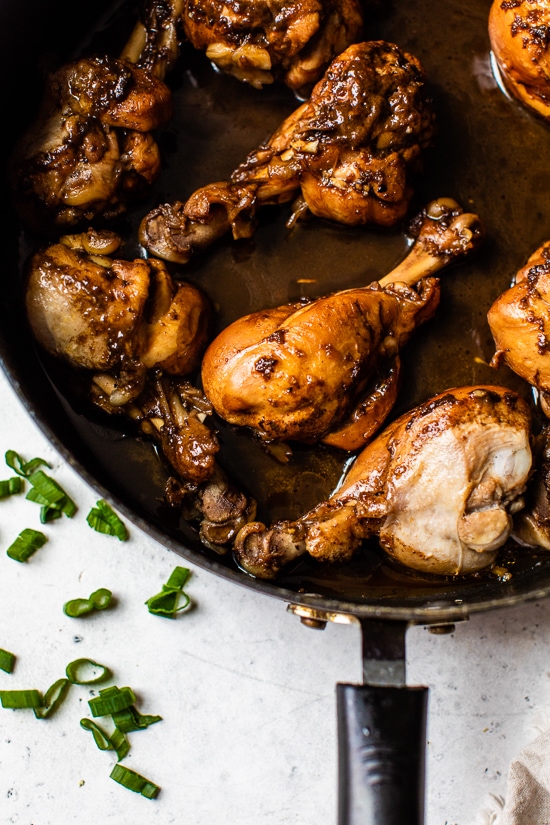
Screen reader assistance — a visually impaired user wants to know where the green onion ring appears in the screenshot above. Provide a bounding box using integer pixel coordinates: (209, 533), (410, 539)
(65, 658), (112, 685)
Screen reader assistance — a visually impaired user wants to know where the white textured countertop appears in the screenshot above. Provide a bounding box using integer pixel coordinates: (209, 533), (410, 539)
(1, 365), (549, 825)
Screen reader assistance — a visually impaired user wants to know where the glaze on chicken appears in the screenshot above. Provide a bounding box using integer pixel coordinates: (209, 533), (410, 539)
(234, 386), (533, 579)
(201, 199), (484, 451)
(181, 0), (364, 93)
(139, 40), (436, 264)
(488, 240), (550, 416)
(489, 0), (550, 119)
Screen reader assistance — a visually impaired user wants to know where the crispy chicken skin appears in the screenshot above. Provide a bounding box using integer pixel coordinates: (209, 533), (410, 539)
(489, 0), (550, 118)
(139, 40), (436, 264)
(488, 240), (550, 416)
(201, 199), (484, 450)
(234, 386), (533, 579)
(11, 56), (172, 232)
(181, 0), (364, 93)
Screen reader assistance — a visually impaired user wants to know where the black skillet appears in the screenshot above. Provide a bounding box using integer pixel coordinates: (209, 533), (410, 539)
(3, 0), (550, 822)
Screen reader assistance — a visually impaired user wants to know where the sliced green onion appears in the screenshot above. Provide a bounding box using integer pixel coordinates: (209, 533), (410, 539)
(110, 763), (160, 799)
(0, 649), (15, 673)
(86, 500), (128, 541)
(63, 588), (113, 618)
(65, 658), (112, 686)
(6, 528), (47, 562)
(111, 706), (162, 733)
(5, 450), (50, 478)
(0, 689), (43, 709)
(0, 477), (23, 498)
(89, 686), (136, 717)
(33, 678), (70, 719)
(145, 566), (192, 618)
(80, 718), (130, 761)
(26, 470), (77, 519)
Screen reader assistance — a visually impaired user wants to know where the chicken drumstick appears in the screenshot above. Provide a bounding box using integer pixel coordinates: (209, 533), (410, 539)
(25, 228), (255, 544)
(489, 0), (550, 120)
(488, 239), (550, 416)
(10, 0), (185, 233)
(180, 0), (364, 93)
(234, 386), (533, 579)
(139, 40), (436, 264)
(201, 198), (485, 451)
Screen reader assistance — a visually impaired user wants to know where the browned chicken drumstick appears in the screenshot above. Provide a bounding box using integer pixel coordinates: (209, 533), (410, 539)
(24, 228), (255, 545)
(181, 0), (364, 93)
(488, 240), (550, 415)
(234, 386), (533, 579)
(201, 199), (484, 452)
(140, 40), (436, 264)
(9, 0), (185, 233)
(489, 0), (550, 119)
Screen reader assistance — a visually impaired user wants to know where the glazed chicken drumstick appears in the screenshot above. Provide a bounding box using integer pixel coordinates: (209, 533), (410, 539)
(489, 0), (550, 120)
(201, 199), (484, 452)
(488, 240), (550, 416)
(180, 0), (364, 93)
(24, 228), (255, 546)
(234, 386), (533, 579)
(140, 40), (436, 264)
(9, 0), (187, 233)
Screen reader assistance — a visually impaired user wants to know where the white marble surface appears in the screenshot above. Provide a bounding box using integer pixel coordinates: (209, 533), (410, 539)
(0, 365), (549, 825)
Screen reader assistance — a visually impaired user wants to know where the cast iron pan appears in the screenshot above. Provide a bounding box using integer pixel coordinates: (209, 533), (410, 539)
(3, 0), (550, 822)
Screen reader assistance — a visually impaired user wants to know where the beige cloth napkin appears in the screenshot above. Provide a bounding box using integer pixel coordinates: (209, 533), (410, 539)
(487, 728), (550, 825)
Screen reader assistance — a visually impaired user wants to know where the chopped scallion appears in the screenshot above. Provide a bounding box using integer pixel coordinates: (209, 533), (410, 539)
(33, 678), (70, 719)
(86, 500), (128, 540)
(80, 718), (130, 761)
(5, 450), (50, 478)
(111, 706), (162, 733)
(145, 566), (192, 618)
(6, 528), (47, 562)
(0, 477), (23, 498)
(65, 658), (112, 686)
(110, 763), (160, 798)
(0, 649), (15, 673)
(63, 588), (113, 618)
(26, 470), (76, 519)
(0, 689), (43, 709)
(89, 686), (136, 717)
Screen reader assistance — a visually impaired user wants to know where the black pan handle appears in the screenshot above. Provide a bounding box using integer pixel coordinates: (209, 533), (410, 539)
(336, 683), (428, 825)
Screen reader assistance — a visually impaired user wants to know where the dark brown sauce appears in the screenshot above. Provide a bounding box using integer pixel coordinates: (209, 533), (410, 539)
(16, 0), (550, 605)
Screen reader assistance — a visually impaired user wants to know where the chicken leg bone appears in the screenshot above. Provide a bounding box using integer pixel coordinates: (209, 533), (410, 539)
(201, 198), (485, 451)
(234, 386), (532, 579)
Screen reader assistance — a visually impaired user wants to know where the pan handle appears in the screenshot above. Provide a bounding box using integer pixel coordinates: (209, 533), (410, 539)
(336, 683), (428, 825)
(336, 616), (429, 825)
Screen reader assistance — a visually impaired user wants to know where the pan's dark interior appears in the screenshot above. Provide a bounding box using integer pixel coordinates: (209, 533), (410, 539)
(3, 0), (550, 621)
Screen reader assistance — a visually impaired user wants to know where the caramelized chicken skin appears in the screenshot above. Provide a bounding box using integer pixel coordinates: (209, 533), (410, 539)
(201, 199), (484, 450)
(181, 0), (364, 93)
(140, 40), (436, 264)
(25, 229), (210, 397)
(234, 386), (533, 579)
(488, 240), (550, 416)
(489, 0), (550, 119)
